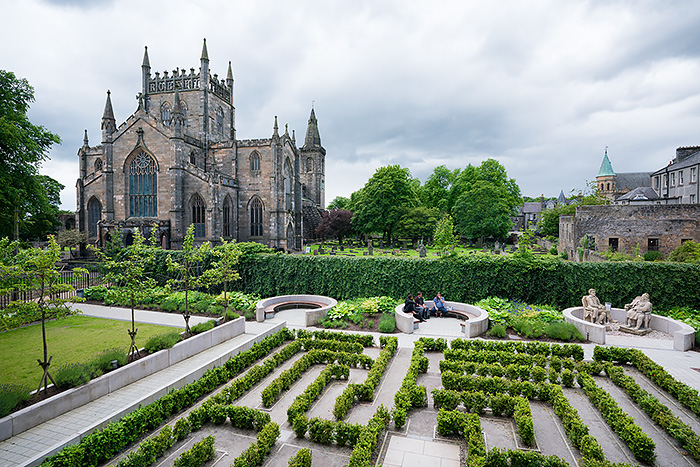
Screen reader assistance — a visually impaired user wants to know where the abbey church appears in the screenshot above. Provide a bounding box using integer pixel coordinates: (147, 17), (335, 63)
(76, 40), (325, 250)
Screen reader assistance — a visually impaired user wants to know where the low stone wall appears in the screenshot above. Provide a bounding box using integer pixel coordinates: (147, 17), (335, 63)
(256, 295), (337, 326)
(0, 317), (246, 442)
(394, 305), (417, 334)
(393, 301), (489, 337)
(445, 302), (489, 338)
(563, 307), (695, 351)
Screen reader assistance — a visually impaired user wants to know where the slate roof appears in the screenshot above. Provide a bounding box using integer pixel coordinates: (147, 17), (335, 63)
(652, 150), (700, 175)
(522, 202), (543, 214)
(616, 186), (659, 201)
(615, 172), (651, 190)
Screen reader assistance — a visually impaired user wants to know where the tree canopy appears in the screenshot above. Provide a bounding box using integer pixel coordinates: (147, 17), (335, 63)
(452, 180), (513, 241)
(349, 165), (419, 243)
(0, 70), (62, 241)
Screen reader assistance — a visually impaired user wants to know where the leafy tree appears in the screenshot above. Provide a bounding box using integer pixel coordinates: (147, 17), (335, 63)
(5, 237), (85, 394)
(668, 240), (700, 263)
(448, 159), (521, 216)
(92, 227), (156, 360)
(452, 180), (512, 242)
(200, 239), (241, 321)
(394, 206), (440, 242)
(350, 165), (419, 244)
(56, 228), (88, 260)
(420, 165), (458, 212)
(0, 70), (62, 240)
(167, 224), (211, 335)
(316, 209), (354, 243)
(327, 196), (350, 210)
(433, 214), (458, 255)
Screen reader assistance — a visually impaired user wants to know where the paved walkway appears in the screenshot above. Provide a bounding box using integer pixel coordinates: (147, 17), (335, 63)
(2, 306), (700, 467)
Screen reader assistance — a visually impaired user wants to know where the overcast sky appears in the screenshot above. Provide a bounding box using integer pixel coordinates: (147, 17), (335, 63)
(4, 0), (700, 210)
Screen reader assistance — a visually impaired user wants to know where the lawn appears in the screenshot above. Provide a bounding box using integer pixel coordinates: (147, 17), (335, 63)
(0, 315), (176, 389)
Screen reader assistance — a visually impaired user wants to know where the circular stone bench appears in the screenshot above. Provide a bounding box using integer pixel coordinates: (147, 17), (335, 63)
(563, 306), (695, 351)
(256, 295), (337, 327)
(394, 301), (489, 337)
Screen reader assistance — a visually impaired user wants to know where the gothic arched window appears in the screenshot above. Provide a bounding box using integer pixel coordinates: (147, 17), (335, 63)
(94, 158), (103, 172)
(250, 197), (263, 237)
(306, 158), (313, 172)
(217, 106), (224, 136)
(191, 194), (206, 237)
(128, 151), (157, 217)
(223, 195), (232, 237)
(189, 151), (196, 165)
(87, 197), (102, 238)
(161, 102), (171, 127)
(250, 152), (260, 172)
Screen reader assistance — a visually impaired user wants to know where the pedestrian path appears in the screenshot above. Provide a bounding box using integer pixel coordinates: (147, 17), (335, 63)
(2, 306), (700, 466)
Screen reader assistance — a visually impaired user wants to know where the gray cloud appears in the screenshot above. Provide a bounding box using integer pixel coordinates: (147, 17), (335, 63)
(3, 0), (700, 209)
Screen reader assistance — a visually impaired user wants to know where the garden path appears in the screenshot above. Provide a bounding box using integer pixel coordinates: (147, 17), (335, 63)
(3, 305), (700, 466)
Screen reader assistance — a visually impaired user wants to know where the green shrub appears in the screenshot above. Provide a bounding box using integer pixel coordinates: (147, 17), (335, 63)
(545, 321), (584, 341)
(559, 250), (568, 260)
(288, 448), (312, 467)
(54, 362), (94, 389)
(486, 322), (507, 338)
(190, 320), (217, 335)
(549, 245), (558, 255)
(173, 417), (192, 441)
(144, 332), (182, 353)
(174, 435), (215, 467)
(244, 310), (255, 320)
(0, 383), (30, 417)
(378, 313), (395, 333)
(643, 250), (663, 261)
(84, 285), (109, 302)
(93, 348), (128, 373)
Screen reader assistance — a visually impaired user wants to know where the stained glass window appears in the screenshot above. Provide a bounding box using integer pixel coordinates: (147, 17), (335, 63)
(191, 195), (205, 237)
(129, 151), (157, 217)
(223, 196), (232, 237)
(88, 197), (102, 238)
(250, 197), (263, 237)
(250, 152), (260, 172)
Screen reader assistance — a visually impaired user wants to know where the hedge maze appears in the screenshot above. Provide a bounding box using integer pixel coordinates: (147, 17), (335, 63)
(41, 330), (700, 467)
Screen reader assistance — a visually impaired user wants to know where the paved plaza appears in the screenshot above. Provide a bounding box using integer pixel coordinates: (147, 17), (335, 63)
(1, 304), (699, 466)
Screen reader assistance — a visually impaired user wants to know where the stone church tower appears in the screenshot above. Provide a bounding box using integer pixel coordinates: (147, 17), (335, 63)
(76, 40), (325, 250)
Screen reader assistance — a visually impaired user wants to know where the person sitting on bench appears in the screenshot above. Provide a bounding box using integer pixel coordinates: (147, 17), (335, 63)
(404, 294), (425, 322)
(433, 292), (452, 317)
(415, 292), (429, 320)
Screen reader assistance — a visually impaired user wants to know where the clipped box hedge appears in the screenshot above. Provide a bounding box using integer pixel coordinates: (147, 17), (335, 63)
(233, 254), (700, 310)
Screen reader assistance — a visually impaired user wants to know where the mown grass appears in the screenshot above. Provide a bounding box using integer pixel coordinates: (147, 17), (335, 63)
(0, 315), (176, 389)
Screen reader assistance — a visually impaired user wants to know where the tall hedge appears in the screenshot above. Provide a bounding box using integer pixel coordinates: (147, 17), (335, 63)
(232, 254), (700, 310)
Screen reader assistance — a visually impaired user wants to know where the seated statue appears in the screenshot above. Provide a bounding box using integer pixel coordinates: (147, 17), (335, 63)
(581, 288), (613, 324)
(625, 293), (652, 330)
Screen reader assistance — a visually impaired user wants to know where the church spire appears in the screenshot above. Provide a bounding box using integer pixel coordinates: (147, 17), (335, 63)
(597, 146), (615, 177)
(101, 90), (116, 136)
(302, 106), (322, 150)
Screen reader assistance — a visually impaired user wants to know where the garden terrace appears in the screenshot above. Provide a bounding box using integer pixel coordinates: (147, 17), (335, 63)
(7, 318), (700, 467)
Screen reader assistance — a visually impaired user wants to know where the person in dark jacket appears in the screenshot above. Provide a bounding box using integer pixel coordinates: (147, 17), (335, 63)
(404, 294), (425, 322)
(415, 292), (429, 320)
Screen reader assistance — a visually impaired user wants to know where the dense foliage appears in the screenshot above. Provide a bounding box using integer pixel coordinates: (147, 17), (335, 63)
(233, 253), (700, 310)
(0, 70), (63, 240)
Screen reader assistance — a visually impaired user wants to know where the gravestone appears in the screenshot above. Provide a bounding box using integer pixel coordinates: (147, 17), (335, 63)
(418, 241), (427, 258)
(313, 250), (319, 256)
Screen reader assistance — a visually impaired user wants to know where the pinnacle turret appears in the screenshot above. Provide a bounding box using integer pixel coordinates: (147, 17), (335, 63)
(101, 90), (116, 135)
(142, 46), (150, 68)
(201, 38), (209, 61)
(597, 147), (615, 177)
(273, 116), (279, 137)
(83, 129), (89, 147)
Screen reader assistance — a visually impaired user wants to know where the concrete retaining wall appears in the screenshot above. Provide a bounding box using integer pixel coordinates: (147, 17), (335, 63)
(0, 317), (246, 442)
(394, 301), (489, 337)
(563, 307), (695, 351)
